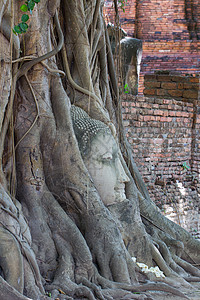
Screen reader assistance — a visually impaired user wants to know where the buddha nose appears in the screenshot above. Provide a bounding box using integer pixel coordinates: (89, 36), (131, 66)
(117, 158), (130, 183)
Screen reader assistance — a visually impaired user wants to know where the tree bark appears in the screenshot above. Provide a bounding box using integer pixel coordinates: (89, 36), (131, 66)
(0, 1), (199, 299)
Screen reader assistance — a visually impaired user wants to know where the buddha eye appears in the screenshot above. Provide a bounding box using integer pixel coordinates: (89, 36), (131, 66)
(100, 152), (114, 164)
(102, 153), (112, 160)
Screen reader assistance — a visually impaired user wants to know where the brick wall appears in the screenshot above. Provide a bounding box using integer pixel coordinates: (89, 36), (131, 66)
(104, 1), (200, 94)
(143, 72), (199, 100)
(122, 73), (200, 235)
(104, 1), (200, 235)
(104, 0), (200, 39)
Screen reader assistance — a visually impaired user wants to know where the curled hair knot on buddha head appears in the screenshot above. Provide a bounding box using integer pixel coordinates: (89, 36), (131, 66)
(70, 105), (111, 157)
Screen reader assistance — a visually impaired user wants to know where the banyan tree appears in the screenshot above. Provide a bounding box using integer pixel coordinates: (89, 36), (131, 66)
(0, 0), (200, 299)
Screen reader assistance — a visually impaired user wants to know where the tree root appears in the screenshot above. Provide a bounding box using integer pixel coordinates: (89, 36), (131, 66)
(151, 237), (187, 276)
(46, 279), (154, 300)
(102, 288), (154, 300)
(97, 275), (189, 299)
(78, 277), (106, 300)
(151, 243), (175, 277)
(184, 276), (200, 282)
(0, 226), (24, 293)
(174, 255), (200, 277)
(45, 283), (98, 300)
(0, 276), (40, 300)
(119, 282), (189, 299)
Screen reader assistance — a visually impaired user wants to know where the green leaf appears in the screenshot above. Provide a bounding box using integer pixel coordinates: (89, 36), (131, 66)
(19, 22), (28, 33)
(124, 83), (130, 94)
(21, 14), (29, 22)
(182, 162), (189, 170)
(133, 292), (141, 294)
(27, 0), (35, 11)
(14, 25), (22, 34)
(12, 29), (17, 35)
(20, 4), (28, 12)
(34, 0), (40, 3)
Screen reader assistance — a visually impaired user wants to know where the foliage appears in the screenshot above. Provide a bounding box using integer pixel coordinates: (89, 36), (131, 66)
(124, 83), (130, 93)
(118, 0), (127, 12)
(182, 162), (190, 171)
(13, 0), (40, 34)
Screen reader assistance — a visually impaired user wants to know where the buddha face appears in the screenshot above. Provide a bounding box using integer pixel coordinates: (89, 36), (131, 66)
(84, 133), (130, 206)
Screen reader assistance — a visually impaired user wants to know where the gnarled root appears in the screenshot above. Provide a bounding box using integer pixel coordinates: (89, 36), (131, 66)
(0, 226), (24, 293)
(97, 274), (189, 299)
(0, 276), (42, 300)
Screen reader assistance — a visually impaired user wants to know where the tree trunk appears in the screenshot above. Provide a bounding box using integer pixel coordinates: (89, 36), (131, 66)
(0, 0), (200, 299)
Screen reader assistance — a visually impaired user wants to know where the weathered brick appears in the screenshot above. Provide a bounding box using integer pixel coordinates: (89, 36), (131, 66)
(176, 111), (183, 117)
(143, 88), (156, 96)
(160, 117), (169, 122)
(153, 110), (164, 116)
(161, 82), (177, 90)
(157, 89), (166, 96)
(171, 76), (186, 82)
(131, 108), (137, 113)
(144, 116), (156, 121)
(145, 81), (161, 88)
(168, 111), (176, 117)
(163, 111), (169, 117)
(183, 90), (198, 99)
(183, 83), (199, 90)
(168, 90), (183, 97)
(144, 75), (157, 81)
(157, 75), (172, 82)
(178, 83), (184, 89)
(163, 99), (173, 104)
(189, 77), (199, 83)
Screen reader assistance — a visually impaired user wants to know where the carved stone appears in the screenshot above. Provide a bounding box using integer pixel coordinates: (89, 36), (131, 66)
(107, 23), (142, 95)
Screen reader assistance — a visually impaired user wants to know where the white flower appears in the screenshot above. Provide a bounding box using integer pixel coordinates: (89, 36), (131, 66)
(149, 266), (165, 278)
(132, 258), (165, 278)
(132, 257), (137, 263)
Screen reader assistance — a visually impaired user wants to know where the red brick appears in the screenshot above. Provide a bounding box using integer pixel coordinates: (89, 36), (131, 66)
(163, 99), (173, 104)
(156, 89), (166, 96)
(161, 82), (177, 90)
(145, 81), (161, 88)
(178, 83), (184, 89)
(183, 90), (198, 99)
(157, 75), (171, 82)
(189, 77), (199, 83)
(163, 111), (169, 117)
(181, 112), (190, 117)
(153, 110), (164, 116)
(155, 116), (161, 121)
(142, 103), (152, 108)
(160, 117), (169, 122)
(176, 111), (183, 117)
(171, 76), (186, 82)
(144, 75), (157, 81)
(131, 108), (137, 113)
(167, 90), (183, 97)
(138, 115), (144, 121)
(183, 118), (190, 123)
(183, 83), (199, 90)
(144, 116), (156, 121)
(168, 111), (176, 117)
(143, 88), (156, 96)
